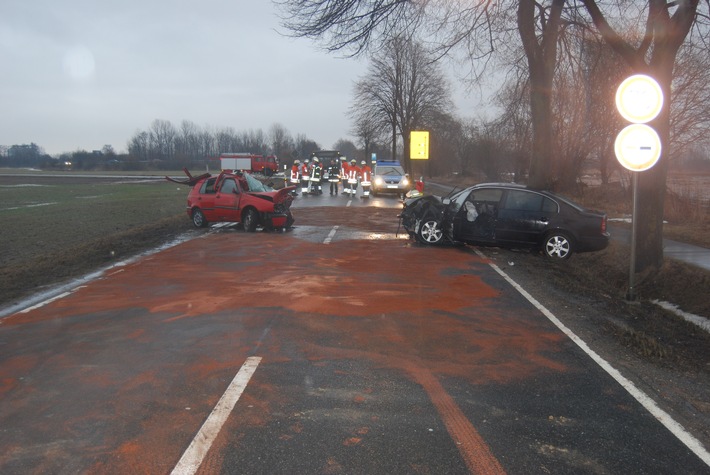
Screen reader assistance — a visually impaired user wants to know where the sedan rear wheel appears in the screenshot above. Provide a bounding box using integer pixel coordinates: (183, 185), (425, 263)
(417, 218), (443, 245)
(243, 208), (258, 232)
(544, 232), (572, 259)
(192, 208), (208, 228)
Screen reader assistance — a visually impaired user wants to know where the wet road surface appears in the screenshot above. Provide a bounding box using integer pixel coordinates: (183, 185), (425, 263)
(1, 192), (708, 474)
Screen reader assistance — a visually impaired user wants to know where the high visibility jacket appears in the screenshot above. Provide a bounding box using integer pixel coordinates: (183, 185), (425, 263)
(341, 163), (349, 180)
(310, 163), (322, 181)
(301, 164), (310, 180)
(348, 165), (361, 183)
(290, 165), (300, 183)
(360, 166), (371, 185)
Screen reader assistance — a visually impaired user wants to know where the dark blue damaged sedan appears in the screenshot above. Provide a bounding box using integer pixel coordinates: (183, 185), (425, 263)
(399, 183), (610, 259)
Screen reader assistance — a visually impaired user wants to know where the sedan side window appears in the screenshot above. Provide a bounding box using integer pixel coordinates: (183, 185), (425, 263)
(470, 188), (504, 204)
(504, 190), (543, 211)
(542, 197), (558, 213)
(468, 188), (503, 214)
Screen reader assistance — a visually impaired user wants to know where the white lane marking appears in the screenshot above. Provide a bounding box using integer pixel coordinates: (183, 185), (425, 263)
(476, 249), (710, 467)
(18, 292), (73, 313)
(323, 225), (339, 244)
(2, 202), (58, 211)
(171, 356), (262, 475)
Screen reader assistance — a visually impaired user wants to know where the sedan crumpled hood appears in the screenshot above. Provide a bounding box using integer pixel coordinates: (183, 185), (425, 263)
(402, 194), (442, 211)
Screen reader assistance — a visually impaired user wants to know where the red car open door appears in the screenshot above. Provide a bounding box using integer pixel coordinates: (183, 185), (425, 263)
(213, 177), (243, 223)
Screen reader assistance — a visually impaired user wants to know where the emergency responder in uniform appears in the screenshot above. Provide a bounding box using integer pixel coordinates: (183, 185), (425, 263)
(340, 157), (349, 196)
(310, 157), (323, 195)
(290, 160), (301, 194)
(347, 159), (360, 196)
(359, 160), (372, 198)
(328, 158), (340, 195)
(300, 159), (310, 194)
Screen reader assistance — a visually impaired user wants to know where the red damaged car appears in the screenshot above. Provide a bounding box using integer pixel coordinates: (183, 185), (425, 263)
(167, 169), (296, 231)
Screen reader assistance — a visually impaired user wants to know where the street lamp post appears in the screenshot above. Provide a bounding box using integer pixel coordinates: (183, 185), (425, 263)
(614, 74), (664, 301)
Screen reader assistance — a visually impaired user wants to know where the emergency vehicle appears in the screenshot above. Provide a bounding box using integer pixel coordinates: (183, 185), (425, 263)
(220, 153), (279, 176)
(371, 160), (411, 197)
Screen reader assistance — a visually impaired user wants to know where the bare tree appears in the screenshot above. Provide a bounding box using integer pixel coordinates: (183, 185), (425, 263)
(239, 129), (268, 154)
(149, 119), (177, 161)
(269, 123), (294, 159)
(669, 44), (710, 162)
(349, 114), (386, 163)
(277, 0), (576, 188)
(277, 0), (422, 55)
(127, 130), (150, 161)
(576, 36), (629, 185)
(199, 127), (215, 159)
(215, 127), (237, 154)
(423, 110), (462, 177)
(176, 120), (202, 164)
(351, 36), (452, 175)
(494, 78), (534, 181)
(293, 133), (320, 161)
(333, 139), (360, 160)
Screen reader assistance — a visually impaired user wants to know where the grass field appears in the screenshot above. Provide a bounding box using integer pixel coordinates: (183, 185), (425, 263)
(0, 174), (194, 305)
(1, 178), (188, 267)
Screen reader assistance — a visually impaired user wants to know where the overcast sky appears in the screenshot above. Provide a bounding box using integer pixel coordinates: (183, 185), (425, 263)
(1, 1), (479, 156)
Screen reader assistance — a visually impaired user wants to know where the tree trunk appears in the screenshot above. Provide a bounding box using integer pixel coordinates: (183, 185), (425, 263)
(402, 129), (412, 177)
(527, 83), (554, 189)
(633, 60), (673, 271)
(517, 0), (563, 190)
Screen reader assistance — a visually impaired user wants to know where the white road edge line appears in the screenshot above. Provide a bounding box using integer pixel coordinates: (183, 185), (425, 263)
(323, 225), (339, 244)
(171, 356), (262, 475)
(476, 249), (710, 467)
(18, 291), (73, 313)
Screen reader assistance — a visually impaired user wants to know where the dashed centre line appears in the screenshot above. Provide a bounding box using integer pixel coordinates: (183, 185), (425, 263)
(323, 225), (339, 244)
(171, 356), (262, 475)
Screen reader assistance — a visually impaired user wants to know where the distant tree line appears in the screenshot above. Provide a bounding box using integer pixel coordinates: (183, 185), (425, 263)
(125, 120), (322, 170)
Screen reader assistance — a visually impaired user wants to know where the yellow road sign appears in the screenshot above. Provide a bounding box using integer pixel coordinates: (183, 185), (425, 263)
(410, 131), (429, 160)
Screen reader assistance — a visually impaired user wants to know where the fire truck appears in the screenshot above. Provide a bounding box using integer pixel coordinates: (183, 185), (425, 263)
(219, 153), (279, 176)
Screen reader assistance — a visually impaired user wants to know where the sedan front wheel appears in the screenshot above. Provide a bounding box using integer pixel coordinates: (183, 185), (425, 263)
(543, 232), (573, 259)
(417, 218), (444, 245)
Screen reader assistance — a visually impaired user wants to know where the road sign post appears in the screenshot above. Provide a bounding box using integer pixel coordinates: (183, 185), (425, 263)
(614, 74), (663, 301)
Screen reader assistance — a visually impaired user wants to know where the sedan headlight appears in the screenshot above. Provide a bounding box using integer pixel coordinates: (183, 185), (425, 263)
(401, 177), (409, 186)
(374, 177), (384, 186)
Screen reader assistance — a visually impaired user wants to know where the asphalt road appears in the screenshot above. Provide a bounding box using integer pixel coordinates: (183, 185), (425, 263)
(1, 191), (708, 474)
